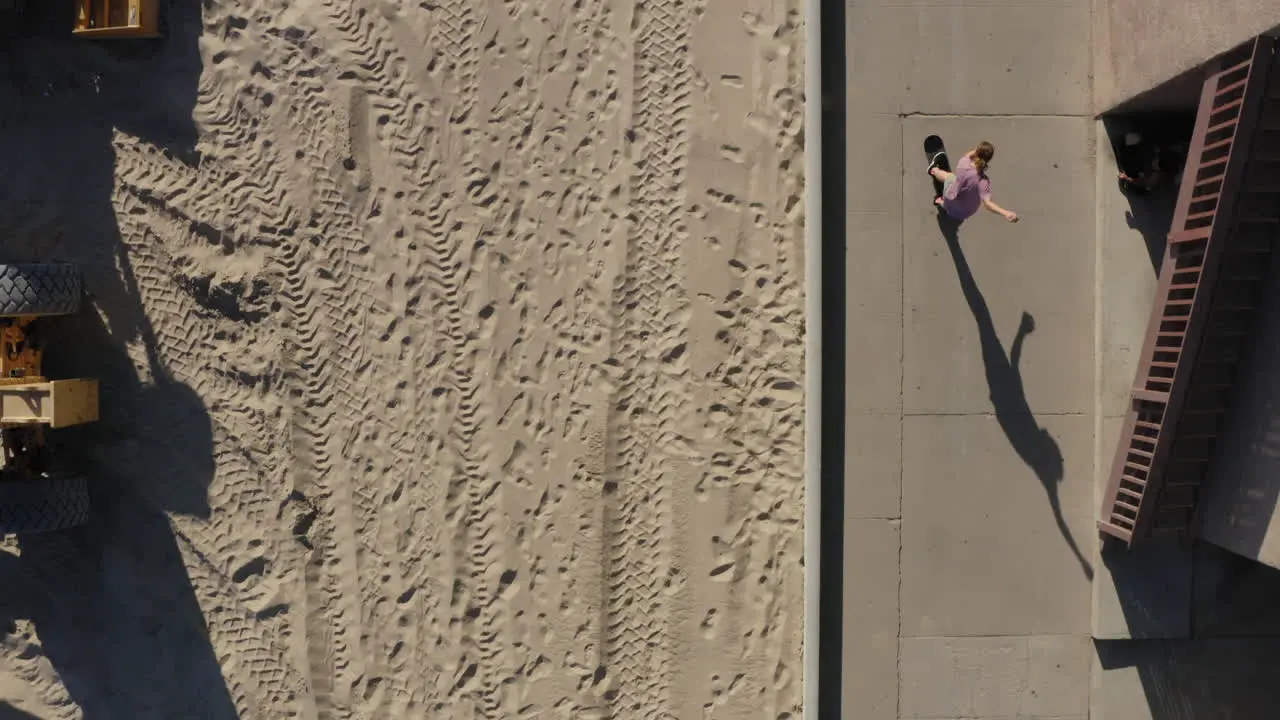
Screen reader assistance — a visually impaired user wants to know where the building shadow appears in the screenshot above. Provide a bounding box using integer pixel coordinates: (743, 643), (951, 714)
(1191, 241), (1280, 561)
(1092, 198), (1280, 715)
(1095, 454), (1280, 717)
(936, 213), (1092, 580)
(1094, 634), (1280, 718)
(1102, 113), (1195, 275)
(1096, 543), (1280, 718)
(0, 2), (233, 717)
(1123, 183), (1178, 275)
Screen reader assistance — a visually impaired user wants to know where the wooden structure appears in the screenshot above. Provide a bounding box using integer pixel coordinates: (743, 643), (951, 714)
(1100, 36), (1280, 546)
(72, 0), (160, 38)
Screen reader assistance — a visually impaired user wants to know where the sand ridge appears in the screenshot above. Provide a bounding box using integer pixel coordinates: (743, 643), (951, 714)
(0, 1), (804, 718)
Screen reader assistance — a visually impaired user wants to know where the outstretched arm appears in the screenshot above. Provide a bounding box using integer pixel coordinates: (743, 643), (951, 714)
(1010, 312), (1035, 370)
(982, 196), (1018, 222)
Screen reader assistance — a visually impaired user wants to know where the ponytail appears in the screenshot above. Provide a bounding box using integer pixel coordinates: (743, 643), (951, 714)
(972, 141), (995, 174)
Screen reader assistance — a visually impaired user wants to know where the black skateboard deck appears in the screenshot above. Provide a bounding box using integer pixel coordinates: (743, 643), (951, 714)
(923, 135), (951, 202)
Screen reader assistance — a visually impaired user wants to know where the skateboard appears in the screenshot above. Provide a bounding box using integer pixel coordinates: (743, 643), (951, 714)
(923, 135), (951, 203)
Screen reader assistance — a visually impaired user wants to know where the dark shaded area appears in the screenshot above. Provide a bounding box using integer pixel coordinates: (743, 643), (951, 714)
(936, 214), (1092, 580)
(0, 2), (232, 716)
(1194, 240), (1280, 561)
(817, 0), (845, 714)
(1193, 542), (1280, 638)
(1095, 636), (1280, 717)
(0, 703), (41, 720)
(1103, 112), (1195, 273)
(1099, 540), (1280, 716)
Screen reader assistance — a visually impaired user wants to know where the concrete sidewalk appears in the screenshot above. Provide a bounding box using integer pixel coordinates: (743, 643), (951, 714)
(843, 1), (1096, 717)
(841, 2), (1280, 718)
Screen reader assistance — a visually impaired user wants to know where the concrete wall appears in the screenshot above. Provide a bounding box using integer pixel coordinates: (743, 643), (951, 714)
(1094, 0), (1280, 112)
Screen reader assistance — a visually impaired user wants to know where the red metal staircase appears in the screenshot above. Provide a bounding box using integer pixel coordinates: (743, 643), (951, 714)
(1100, 36), (1280, 546)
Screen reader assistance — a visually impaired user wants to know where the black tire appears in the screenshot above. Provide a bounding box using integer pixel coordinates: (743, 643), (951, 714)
(0, 473), (90, 534)
(0, 263), (82, 317)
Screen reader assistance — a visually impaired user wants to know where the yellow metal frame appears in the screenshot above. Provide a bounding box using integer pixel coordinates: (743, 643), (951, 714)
(0, 379), (99, 429)
(0, 317), (98, 430)
(72, 0), (161, 39)
(0, 320), (42, 385)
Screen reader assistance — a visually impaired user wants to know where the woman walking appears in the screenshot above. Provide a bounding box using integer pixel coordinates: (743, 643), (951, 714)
(929, 141), (1019, 223)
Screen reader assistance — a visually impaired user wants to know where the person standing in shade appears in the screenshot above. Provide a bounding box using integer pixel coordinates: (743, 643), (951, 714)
(928, 141), (1019, 223)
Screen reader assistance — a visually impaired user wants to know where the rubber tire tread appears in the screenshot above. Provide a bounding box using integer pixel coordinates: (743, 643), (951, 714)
(0, 474), (90, 534)
(0, 263), (82, 317)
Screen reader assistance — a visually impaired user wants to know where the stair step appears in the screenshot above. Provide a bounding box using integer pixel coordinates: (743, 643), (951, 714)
(1219, 57), (1253, 77)
(1134, 388), (1171, 403)
(1216, 77), (1248, 98)
(1123, 461), (1150, 475)
(1169, 227), (1211, 244)
(1211, 97), (1246, 117)
(1206, 117), (1239, 136)
(1195, 172), (1227, 188)
(1099, 521), (1134, 543)
(1201, 136), (1234, 154)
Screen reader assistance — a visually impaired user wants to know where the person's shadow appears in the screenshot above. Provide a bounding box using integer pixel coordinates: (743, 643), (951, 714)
(937, 213), (1093, 580)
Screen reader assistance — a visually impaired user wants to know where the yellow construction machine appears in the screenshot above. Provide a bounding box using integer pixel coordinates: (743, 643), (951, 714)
(0, 264), (99, 534)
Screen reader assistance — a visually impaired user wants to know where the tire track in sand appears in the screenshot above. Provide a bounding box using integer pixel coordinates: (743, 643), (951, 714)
(304, 3), (460, 713)
(602, 0), (696, 718)
(172, 19), (361, 715)
(419, 193), (503, 719)
(307, 1), (499, 713)
(173, 528), (311, 718)
(367, 1), (510, 715)
(433, 2), (510, 715)
(271, 78), (383, 718)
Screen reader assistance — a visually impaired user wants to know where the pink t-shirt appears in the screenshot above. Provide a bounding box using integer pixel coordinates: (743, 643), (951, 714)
(941, 154), (991, 220)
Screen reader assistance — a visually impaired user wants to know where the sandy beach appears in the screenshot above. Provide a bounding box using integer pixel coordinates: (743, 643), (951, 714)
(0, 1), (805, 717)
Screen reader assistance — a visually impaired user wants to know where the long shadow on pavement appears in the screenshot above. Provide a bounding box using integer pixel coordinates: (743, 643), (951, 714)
(937, 212), (1093, 581)
(0, 3), (234, 717)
